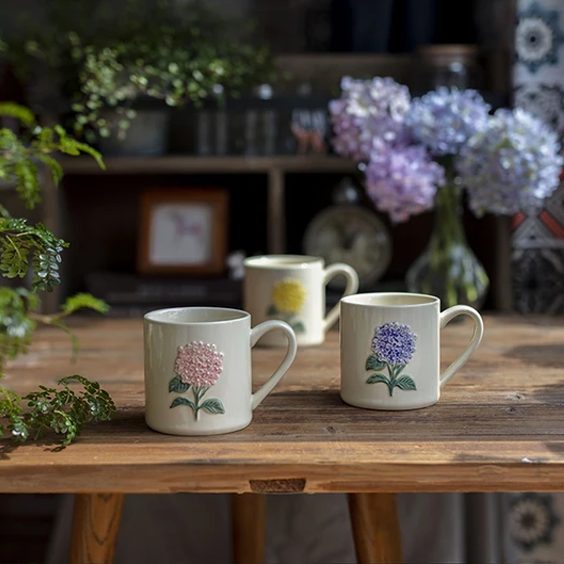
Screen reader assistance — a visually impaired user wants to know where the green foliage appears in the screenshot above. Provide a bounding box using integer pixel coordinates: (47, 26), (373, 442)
(62, 293), (109, 316)
(0, 103), (35, 126)
(0, 287), (108, 379)
(0, 104), (104, 208)
(0, 103), (113, 447)
(0, 288), (37, 368)
(0, 215), (67, 291)
(0, 375), (116, 446)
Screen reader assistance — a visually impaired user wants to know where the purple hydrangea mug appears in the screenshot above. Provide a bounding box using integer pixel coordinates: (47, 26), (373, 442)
(144, 307), (297, 435)
(340, 292), (483, 410)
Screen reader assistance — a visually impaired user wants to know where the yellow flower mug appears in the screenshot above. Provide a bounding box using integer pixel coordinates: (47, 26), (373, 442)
(244, 255), (359, 346)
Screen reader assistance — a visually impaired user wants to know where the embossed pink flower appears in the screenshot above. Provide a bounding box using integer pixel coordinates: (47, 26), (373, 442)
(174, 341), (224, 388)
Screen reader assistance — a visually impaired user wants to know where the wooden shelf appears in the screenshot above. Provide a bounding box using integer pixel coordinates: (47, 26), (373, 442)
(45, 155), (359, 314)
(61, 155), (357, 175)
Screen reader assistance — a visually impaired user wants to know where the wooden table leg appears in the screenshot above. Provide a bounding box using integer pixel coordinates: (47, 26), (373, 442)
(70, 493), (124, 564)
(232, 493), (266, 564)
(348, 493), (403, 564)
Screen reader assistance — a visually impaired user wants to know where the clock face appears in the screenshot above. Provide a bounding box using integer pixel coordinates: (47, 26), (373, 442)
(303, 205), (392, 288)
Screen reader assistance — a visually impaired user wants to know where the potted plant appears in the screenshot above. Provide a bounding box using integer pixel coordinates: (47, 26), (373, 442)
(1, 0), (274, 155)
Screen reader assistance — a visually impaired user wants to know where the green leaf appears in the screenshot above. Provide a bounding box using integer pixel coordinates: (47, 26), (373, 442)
(292, 321), (305, 333)
(266, 304), (278, 316)
(394, 376), (417, 391)
(200, 398), (225, 414)
(37, 154), (64, 186)
(62, 293), (109, 315)
(168, 376), (190, 393)
(0, 103), (35, 126)
(0, 216), (68, 290)
(0, 287), (37, 374)
(366, 354), (386, 371)
(170, 397), (195, 409)
(1, 374), (115, 446)
(366, 373), (389, 385)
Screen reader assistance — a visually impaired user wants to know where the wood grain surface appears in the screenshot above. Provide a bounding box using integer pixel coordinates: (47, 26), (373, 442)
(1, 316), (564, 493)
(232, 494), (266, 564)
(69, 493), (124, 564)
(349, 493), (403, 563)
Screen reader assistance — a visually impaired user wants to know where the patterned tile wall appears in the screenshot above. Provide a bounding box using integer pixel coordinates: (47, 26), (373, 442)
(513, 0), (564, 314)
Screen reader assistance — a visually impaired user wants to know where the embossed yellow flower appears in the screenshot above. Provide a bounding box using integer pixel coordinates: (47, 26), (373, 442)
(271, 278), (306, 314)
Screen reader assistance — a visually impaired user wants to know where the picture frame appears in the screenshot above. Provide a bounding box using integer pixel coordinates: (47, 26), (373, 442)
(138, 188), (228, 275)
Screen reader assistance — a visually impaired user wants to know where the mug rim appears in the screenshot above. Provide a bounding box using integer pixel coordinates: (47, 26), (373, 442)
(341, 292), (440, 308)
(144, 306), (250, 326)
(244, 254), (323, 269)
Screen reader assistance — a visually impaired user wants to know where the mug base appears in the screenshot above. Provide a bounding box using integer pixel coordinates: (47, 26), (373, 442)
(145, 417), (252, 436)
(340, 394), (438, 411)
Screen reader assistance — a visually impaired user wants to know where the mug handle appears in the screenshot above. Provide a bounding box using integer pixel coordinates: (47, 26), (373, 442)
(250, 320), (297, 410)
(323, 263), (359, 332)
(439, 305), (484, 387)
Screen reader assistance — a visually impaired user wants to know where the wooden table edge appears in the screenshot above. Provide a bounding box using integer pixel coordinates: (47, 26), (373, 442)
(3, 461), (564, 494)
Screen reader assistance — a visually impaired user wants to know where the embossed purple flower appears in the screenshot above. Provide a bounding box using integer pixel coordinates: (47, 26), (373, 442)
(174, 341), (224, 388)
(371, 322), (416, 367)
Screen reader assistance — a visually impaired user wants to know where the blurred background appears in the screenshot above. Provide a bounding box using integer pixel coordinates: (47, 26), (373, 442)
(0, 0), (518, 319)
(2, 0), (564, 562)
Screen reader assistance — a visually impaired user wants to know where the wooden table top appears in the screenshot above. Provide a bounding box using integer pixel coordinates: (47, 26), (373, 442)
(1, 315), (563, 494)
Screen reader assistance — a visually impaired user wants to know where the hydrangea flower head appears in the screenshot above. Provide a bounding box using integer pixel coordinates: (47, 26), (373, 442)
(174, 341), (224, 388)
(329, 76), (411, 160)
(371, 322), (416, 366)
(456, 108), (563, 216)
(365, 140), (445, 222)
(406, 87), (491, 156)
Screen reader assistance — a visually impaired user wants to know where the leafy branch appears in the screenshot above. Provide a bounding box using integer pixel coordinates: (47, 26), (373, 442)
(0, 288), (109, 379)
(0, 213), (67, 291)
(0, 104), (104, 208)
(0, 103), (113, 447)
(0, 375), (115, 446)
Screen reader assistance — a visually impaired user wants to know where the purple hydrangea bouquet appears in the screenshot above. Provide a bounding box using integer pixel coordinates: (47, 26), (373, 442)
(330, 78), (563, 308)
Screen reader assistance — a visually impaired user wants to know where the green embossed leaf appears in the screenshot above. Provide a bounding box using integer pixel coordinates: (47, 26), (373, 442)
(169, 376), (190, 393)
(170, 397), (195, 409)
(292, 321), (305, 333)
(395, 376), (417, 391)
(267, 304), (278, 316)
(366, 373), (389, 385)
(200, 398), (225, 414)
(366, 355), (386, 371)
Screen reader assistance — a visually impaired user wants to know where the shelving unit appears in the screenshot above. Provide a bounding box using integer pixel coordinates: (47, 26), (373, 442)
(60, 155), (357, 253)
(42, 155), (357, 312)
(41, 153), (511, 314)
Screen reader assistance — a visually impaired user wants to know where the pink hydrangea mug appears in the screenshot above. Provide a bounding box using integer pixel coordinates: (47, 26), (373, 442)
(144, 306), (297, 435)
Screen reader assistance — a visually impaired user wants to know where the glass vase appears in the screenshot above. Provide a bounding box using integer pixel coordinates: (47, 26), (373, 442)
(406, 183), (489, 309)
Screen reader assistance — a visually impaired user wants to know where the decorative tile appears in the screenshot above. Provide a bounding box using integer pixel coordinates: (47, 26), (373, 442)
(508, 493), (561, 552)
(515, 1), (564, 74)
(514, 83), (564, 139)
(513, 0), (564, 314)
(512, 248), (564, 313)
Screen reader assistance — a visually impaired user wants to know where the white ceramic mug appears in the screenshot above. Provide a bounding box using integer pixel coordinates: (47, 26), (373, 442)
(244, 255), (359, 346)
(340, 292), (483, 410)
(144, 306), (297, 435)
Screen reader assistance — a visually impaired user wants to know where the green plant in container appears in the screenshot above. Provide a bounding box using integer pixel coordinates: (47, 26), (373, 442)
(69, 1), (274, 142)
(0, 103), (115, 447)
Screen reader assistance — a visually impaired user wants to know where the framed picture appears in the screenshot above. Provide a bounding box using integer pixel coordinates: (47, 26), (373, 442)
(138, 188), (228, 275)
